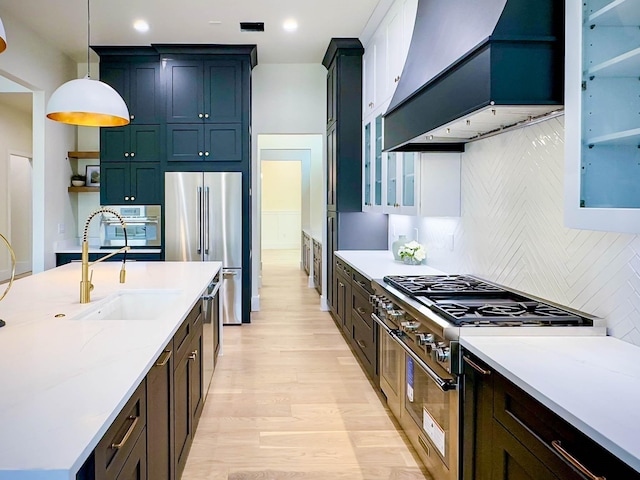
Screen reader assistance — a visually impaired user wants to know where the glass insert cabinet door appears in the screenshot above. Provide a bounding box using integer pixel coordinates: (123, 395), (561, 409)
(375, 114), (383, 208)
(363, 121), (372, 208)
(565, 0), (640, 233)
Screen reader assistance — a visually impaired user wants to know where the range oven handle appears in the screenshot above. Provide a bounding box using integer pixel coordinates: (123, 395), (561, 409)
(372, 313), (457, 392)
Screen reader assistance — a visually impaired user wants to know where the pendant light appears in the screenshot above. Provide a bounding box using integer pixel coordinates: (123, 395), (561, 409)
(0, 16), (7, 53)
(46, 0), (129, 127)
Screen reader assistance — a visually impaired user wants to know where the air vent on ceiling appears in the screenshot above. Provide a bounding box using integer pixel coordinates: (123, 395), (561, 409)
(240, 22), (264, 32)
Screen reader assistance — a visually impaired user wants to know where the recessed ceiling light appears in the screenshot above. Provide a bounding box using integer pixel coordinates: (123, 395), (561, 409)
(133, 20), (149, 33)
(283, 18), (298, 32)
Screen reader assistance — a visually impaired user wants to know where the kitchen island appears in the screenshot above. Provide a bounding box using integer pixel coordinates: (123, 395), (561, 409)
(0, 261), (220, 480)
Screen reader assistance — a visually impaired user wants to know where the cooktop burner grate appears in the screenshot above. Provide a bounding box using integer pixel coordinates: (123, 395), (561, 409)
(431, 301), (585, 326)
(383, 274), (505, 296)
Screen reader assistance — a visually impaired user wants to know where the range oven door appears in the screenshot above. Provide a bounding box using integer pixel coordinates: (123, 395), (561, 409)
(378, 322), (405, 419)
(399, 341), (458, 480)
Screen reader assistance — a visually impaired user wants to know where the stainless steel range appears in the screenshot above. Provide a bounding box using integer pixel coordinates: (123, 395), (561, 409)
(370, 274), (599, 480)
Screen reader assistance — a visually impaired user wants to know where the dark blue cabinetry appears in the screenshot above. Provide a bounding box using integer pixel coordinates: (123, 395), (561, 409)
(101, 162), (162, 205)
(100, 125), (161, 162)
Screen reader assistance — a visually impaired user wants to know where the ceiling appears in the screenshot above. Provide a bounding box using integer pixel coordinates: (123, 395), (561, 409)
(0, 0), (383, 64)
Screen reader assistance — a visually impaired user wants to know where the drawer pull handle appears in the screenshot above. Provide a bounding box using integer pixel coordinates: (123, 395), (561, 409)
(357, 339), (366, 349)
(111, 416), (139, 450)
(357, 307), (366, 315)
(189, 350), (198, 360)
(355, 280), (366, 288)
(463, 356), (491, 376)
(551, 440), (606, 480)
(155, 349), (172, 367)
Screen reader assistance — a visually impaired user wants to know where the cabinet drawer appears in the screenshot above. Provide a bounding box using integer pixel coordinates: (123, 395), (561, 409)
(352, 270), (372, 297)
(352, 309), (375, 377)
(175, 300), (202, 364)
(352, 289), (373, 327)
(94, 381), (147, 480)
(493, 373), (640, 480)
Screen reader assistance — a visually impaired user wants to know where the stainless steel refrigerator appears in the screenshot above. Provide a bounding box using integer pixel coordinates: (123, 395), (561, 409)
(165, 172), (242, 324)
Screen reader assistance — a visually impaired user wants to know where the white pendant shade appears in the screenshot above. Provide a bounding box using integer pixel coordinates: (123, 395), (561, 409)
(0, 17), (7, 53)
(46, 78), (130, 127)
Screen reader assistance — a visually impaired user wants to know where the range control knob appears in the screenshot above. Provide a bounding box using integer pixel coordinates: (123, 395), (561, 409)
(417, 333), (435, 347)
(388, 310), (406, 323)
(401, 320), (420, 332)
(432, 343), (450, 363)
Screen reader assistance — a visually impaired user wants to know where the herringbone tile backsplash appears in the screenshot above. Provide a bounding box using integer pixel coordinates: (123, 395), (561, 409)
(389, 117), (640, 345)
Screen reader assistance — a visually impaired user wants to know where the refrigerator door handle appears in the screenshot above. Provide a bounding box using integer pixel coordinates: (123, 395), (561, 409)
(197, 186), (202, 254)
(205, 186), (210, 255)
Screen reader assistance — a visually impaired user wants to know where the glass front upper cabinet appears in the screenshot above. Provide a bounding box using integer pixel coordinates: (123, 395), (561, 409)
(565, 0), (640, 233)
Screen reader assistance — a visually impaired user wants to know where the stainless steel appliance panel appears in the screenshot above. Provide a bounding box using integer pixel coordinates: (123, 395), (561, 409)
(204, 172), (242, 266)
(221, 268), (242, 325)
(165, 173), (203, 261)
(202, 276), (221, 396)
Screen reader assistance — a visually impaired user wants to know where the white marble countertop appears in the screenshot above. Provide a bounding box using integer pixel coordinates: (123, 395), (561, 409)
(0, 261), (221, 479)
(335, 250), (447, 280)
(55, 247), (162, 254)
(461, 336), (640, 473)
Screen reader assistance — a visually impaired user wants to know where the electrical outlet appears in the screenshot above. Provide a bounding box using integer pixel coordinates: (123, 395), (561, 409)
(58, 223), (65, 234)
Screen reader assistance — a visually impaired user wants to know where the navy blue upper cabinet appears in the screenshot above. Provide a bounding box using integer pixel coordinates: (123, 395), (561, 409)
(98, 59), (162, 124)
(101, 125), (161, 162)
(165, 60), (243, 124)
(101, 162), (162, 205)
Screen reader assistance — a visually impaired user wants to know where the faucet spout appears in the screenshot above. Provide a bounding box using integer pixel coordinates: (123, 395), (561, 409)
(80, 208), (130, 304)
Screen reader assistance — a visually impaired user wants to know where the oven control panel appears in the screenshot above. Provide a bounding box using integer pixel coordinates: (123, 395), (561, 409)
(370, 294), (452, 372)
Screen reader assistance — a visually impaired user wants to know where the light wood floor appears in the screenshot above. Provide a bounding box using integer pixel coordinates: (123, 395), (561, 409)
(183, 249), (430, 480)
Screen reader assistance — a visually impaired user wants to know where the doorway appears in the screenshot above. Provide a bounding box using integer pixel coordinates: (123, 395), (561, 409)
(261, 159), (302, 254)
(9, 154), (33, 276)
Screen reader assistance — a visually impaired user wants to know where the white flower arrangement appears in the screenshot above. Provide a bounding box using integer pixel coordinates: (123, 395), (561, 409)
(398, 241), (426, 264)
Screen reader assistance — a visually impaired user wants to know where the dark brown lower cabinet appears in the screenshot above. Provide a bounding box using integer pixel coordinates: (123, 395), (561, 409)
(462, 350), (640, 480)
(77, 298), (208, 480)
(115, 428), (147, 480)
(94, 382), (147, 480)
(175, 302), (204, 479)
(147, 343), (174, 480)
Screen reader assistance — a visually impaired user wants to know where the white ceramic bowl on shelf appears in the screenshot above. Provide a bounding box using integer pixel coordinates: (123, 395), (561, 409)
(71, 180), (85, 187)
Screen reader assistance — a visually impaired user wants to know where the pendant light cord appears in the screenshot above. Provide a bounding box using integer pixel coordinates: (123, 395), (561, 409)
(87, 0), (91, 78)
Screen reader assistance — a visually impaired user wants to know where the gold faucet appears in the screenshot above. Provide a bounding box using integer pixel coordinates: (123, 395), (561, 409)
(80, 208), (131, 303)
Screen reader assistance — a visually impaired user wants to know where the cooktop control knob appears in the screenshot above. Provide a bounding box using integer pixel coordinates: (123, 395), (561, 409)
(401, 320), (420, 332)
(417, 333), (435, 347)
(432, 343), (450, 363)
(388, 310), (406, 322)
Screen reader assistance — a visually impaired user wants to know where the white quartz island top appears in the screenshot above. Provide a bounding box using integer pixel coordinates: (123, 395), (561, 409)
(0, 261), (221, 480)
(55, 247), (162, 254)
(335, 250), (446, 280)
(461, 336), (640, 472)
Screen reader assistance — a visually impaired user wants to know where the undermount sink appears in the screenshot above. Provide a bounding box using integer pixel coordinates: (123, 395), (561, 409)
(73, 289), (183, 321)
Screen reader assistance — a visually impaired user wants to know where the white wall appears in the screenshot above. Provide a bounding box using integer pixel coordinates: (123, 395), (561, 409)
(251, 64), (326, 310)
(0, 102), (31, 281)
(0, 8), (78, 272)
(389, 116), (640, 346)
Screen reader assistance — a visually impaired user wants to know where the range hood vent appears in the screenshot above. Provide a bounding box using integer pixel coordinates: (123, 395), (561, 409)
(383, 0), (564, 151)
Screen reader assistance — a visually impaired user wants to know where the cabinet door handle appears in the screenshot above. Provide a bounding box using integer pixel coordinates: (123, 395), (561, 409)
(357, 307), (366, 315)
(124, 152), (129, 157)
(111, 416), (139, 450)
(204, 113), (210, 119)
(189, 349), (198, 360)
(198, 151), (204, 157)
(130, 152), (135, 157)
(205, 151), (210, 157)
(463, 356), (491, 376)
(130, 114), (135, 120)
(551, 440), (606, 480)
(357, 339), (366, 349)
(124, 196), (130, 201)
(155, 349), (172, 366)
(130, 196), (135, 201)
(198, 113), (204, 118)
